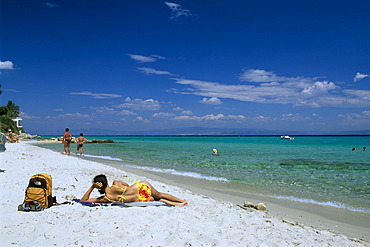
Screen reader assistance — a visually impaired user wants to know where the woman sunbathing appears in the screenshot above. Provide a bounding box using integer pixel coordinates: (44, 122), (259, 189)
(81, 174), (188, 206)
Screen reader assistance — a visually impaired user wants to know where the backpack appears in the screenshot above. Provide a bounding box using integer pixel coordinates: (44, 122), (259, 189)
(19, 173), (55, 211)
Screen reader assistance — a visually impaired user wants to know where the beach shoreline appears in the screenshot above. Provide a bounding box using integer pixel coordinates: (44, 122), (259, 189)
(88, 155), (370, 242)
(0, 141), (368, 246)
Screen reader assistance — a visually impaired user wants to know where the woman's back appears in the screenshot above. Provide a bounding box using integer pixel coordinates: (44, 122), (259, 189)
(104, 181), (139, 203)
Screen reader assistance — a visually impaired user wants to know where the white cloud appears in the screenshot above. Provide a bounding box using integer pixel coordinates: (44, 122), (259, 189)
(92, 107), (138, 117)
(137, 67), (172, 75)
(120, 110), (138, 116)
(165, 2), (191, 19)
(172, 69), (370, 108)
(200, 97), (223, 105)
(128, 54), (164, 63)
(92, 106), (115, 113)
(300, 81), (338, 96)
(70, 91), (122, 99)
(152, 112), (175, 118)
(114, 97), (160, 111)
(45, 112), (91, 119)
(353, 72), (369, 82)
(181, 110), (193, 115)
(61, 113), (91, 118)
(338, 110), (370, 126)
(172, 107), (193, 115)
(135, 116), (150, 123)
(239, 69), (285, 82)
(19, 112), (40, 119)
(173, 107), (183, 111)
(281, 113), (310, 121)
(172, 114), (246, 121)
(338, 110), (370, 120)
(0, 61), (14, 70)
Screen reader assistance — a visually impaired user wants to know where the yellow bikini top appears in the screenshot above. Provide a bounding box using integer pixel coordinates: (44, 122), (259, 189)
(104, 185), (127, 203)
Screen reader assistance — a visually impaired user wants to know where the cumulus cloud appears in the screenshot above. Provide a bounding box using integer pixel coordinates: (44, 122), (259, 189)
(69, 91), (122, 99)
(173, 107), (183, 111)
(172, 113), (246, 121)
(137, 67), (172, 75)
(300, 81), (338, 96)
(128, 54), (165, 63)
(200, 97), (223, 105)
(0, 61), (14, 70)
(181, 110), (193, 115)
(135, 116), (150, 123)
(338, 110), (370, 126)
(338, 110), (370, 120)
(239, 69), (286, 82)
(120, 110), (138, 116)
(114, 97), (160, 111)
(353, 72), (369, 82)
(172, 69), (370, 108)
(165, 2), (191, 19)
(152, 112), (175, 118)
(172, 107), (193, 115)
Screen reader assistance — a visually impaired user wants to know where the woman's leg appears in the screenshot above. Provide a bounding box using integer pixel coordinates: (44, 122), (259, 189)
(141, 181), (188, 206)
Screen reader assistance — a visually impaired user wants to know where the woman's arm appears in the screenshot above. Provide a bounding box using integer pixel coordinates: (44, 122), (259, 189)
(80, 182), (103, 202)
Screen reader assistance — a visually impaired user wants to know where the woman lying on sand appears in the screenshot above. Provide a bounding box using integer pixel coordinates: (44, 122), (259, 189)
(81, 174), (188, 207)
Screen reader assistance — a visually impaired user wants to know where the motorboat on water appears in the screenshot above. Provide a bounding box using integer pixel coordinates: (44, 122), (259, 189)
(281, 135), (294, 140)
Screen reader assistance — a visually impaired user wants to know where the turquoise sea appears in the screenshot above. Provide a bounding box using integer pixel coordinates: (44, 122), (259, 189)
(37, 136), (370, 214)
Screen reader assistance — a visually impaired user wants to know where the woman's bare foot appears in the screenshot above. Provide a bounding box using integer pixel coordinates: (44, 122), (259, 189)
(160, 199), (188, 206)
(177, 201), (188, 207)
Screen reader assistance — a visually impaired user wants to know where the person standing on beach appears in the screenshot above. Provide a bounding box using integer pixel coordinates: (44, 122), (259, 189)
(76, 133), (87, 156)
(63, 128), (72, 155)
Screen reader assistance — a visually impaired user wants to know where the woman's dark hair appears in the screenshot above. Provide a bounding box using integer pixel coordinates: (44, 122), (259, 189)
(93, 174), (108, 194)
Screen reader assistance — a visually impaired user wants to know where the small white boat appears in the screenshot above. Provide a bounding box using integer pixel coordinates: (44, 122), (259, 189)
(281, 135), (294, 140)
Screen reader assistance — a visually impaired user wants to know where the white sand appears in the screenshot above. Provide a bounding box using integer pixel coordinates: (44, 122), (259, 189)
(0, 142), (368, 247)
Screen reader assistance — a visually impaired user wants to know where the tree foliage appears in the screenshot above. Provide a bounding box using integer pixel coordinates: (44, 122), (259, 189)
(0, 94), (22, 133)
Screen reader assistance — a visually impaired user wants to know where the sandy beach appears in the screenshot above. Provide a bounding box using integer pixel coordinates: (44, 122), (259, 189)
(0, 141), (368, 247)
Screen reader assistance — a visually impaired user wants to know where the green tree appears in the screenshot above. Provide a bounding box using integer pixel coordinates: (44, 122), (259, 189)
(0, 100), (21, 134)
(0, 115), (17, 133)
(4, 101), (20, 119)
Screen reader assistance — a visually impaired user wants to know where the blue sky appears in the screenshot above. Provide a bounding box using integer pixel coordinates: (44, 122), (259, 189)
(1, 0), (369, 135)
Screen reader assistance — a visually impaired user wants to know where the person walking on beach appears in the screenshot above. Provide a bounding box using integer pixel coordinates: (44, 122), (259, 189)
(76, 133), (87, 156)
(81, 174), (188, 207)
(63, 128), (72, 155)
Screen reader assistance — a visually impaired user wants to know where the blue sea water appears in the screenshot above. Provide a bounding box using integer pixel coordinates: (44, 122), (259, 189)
(38, 136), (370, 214)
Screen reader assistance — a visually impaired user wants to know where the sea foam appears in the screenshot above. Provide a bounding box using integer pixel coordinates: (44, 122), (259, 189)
(82, 153), (229, 181)
(269, 195), (370, 214)
(124, 164), (229, 182)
